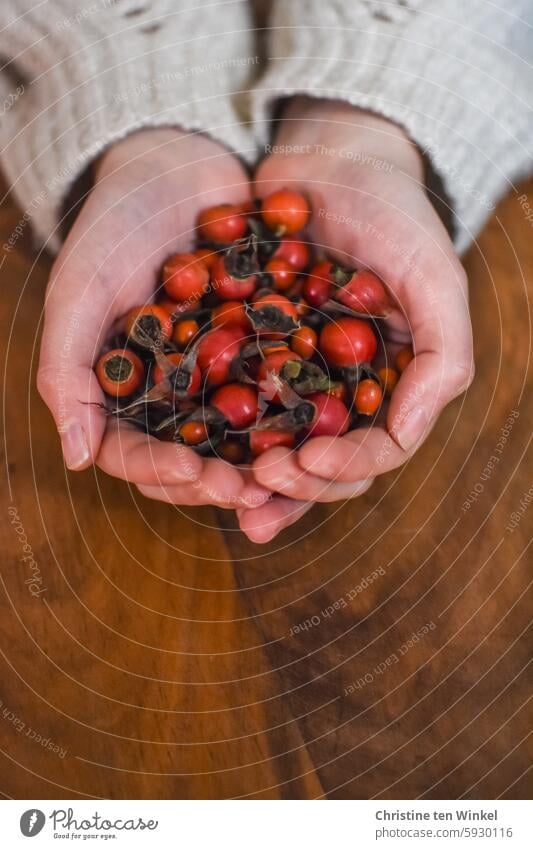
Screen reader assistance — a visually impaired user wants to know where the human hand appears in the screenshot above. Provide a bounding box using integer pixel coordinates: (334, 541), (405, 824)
(37, 128), (270, 511)
(238, 98), (474, 542)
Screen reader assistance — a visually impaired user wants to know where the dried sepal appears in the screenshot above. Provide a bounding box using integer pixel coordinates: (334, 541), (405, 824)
(280, 359), (333, 394)
(322, 299), (385, 320)
(229, 356), (256, 384)
(224, 234), (261, 279)
(245, 303), (299, 335)
(341, 362), (381, 394)
(330, 264), (353, 287)
(151, 347), (199, 398)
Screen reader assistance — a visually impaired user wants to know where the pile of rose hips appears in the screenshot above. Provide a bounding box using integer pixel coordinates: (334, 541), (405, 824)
(95, 190), (413, 462)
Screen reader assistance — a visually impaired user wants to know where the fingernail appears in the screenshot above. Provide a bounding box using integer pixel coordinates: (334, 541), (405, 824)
(60, 419), (90, 469)
(394, 406), (429, 452)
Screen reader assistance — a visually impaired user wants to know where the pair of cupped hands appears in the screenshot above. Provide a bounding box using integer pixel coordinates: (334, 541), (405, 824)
(37, 98), (473, 543)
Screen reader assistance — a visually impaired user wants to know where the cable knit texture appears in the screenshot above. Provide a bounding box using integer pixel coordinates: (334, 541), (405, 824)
(1, 1), (532, 253)
(0, 0), (257, 250)
(251, 0), (533, 252)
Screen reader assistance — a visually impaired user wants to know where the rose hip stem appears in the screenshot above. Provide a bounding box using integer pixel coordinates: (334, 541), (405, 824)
(322, 299), (385, 320)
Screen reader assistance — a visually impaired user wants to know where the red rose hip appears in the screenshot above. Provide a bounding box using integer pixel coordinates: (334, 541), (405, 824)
(319, 317), (377, 367)
(303, 261), (333, 308)
(250, 427), (295, 457)
(96, 349), (144, 397)
(211, 383), (259, 429)
(272, 238), (310, 271)
(211, 255), (257, 301)
(261, 189), (310, 235)
(354, 379), (382, 415)
(197, 204), (247, 243)
(305, 392), (350, 437)
(335, 269), (390, 316)
(163, 252), (209, 302)
(197, 327), (245, 386)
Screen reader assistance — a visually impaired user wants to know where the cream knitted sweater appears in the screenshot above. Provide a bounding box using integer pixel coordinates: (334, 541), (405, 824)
(0, 0), (531, 253)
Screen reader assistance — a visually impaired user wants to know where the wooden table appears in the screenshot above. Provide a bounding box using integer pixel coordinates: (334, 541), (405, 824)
(1, 179), (531, 800)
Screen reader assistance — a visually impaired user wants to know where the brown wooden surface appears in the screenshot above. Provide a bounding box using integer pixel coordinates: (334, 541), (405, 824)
(1, 179), (531, 800)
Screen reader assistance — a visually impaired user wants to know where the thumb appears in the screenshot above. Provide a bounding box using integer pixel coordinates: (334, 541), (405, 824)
(37, 281), (109, 470)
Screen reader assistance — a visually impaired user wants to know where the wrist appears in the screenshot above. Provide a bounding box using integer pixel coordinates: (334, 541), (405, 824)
(274, 96), (424, 180)
(93, 127), (188, 183)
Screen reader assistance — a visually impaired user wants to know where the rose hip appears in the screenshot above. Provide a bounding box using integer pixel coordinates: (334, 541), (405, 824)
(96, 349), (144, 397)
(195, 247), (219, 271)
(334, 269), (390, 316)
(216, 439), (246, 464)
(305, 392), (350, 437)
(257, 349), (302, 403)
(197, 327), (245, 386)
(396, 345), (414, 373)
(163, 252), (209, 302)
(153, 352), (201, 397)
(211, 255), (257, 301)
(272, 238), (310, 271)
(290, 325), (317, 359)
(173, 319), (200, 349)
(354, 379), (382, 415)
(211, 300), (251, 331)
(125, 305), (173, 345)
(179, 421), (209, 446)
(198, 204), (247, 243)
(261, 189), (310, 235)
(251, 293), (299, 323)
(250, 427), (295, 456)
(211, 383), (259, 428)
(378, 366), (399, 396)
(303, 261), (333, 308)
(319, 317), (377, 367)
(265, 258), (297, 291)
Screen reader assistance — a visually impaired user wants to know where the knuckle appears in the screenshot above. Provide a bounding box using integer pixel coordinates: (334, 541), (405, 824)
(448, 358), (475, 395)
(36, 365), (57, 403)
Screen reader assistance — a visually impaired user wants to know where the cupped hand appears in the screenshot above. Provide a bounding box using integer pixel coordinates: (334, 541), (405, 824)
(37, 127), (270, 511)
(238, 98), (474, 542)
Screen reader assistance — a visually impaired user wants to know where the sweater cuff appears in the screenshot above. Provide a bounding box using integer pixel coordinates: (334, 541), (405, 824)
(252, 0), (533, 253)
(0, 0), (257, 252)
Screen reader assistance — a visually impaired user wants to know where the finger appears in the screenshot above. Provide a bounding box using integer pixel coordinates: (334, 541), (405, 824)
(97, 421), (202, 486)
(37, 265), (143, 472)
(237, 496), (313, 544)
(386, 303), (473, 453)
(137, 483), (204, 507)
(298, 424), (418, 482)
(37, 261), (115, 469)
(138, 458), (271, 509)
(325, 212), (473, 453)
(253, 447), (374, 501)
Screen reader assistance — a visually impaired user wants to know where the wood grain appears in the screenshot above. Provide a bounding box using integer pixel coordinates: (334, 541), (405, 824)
(1, 179), (531, 799)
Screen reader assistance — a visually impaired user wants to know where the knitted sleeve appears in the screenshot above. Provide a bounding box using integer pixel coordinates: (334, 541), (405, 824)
(251, 0), (533, 252)
(0, 0), (257, 248)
